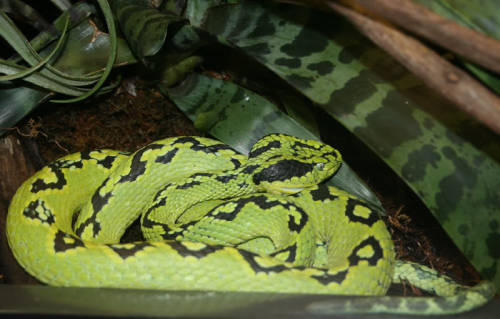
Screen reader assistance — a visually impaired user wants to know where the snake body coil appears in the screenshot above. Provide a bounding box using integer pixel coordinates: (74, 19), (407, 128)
(6, 134), (495, 314)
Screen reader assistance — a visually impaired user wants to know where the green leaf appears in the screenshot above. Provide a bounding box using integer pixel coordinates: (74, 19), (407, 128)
(47, 21), (136, 76)
(0, 85), (51, 134)
(194, 1), (500, 288)
(414, 0), (500, 39)
(156, 24), (213, 87)
(465, 63), (500, 94)
(0, 59), (86, 95)
(162, 73), (383, 212)
(0, 11), (91, 87)
(0, 0), (55, 33)
(0, 14), (136, 135)
(0, 14), (70, 81)
(14, 2), (95, 68)
(184, 0), (240, 27)
(51, 0), (118, 103)
(0, 8), (100, 87)
(160, 55), (202, 87)
(161, 0), (186, 16)
(110, 0), (183, 59)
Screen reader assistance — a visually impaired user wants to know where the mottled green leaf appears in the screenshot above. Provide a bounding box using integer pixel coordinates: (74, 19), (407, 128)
(163, 73), (383, 212)
(184, 0), (239, 27)
(280, 93), (321, 138)
(193, 2), (500, 288)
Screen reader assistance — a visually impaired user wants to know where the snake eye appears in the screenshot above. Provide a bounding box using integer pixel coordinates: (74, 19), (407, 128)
(315, 163), (325, 171)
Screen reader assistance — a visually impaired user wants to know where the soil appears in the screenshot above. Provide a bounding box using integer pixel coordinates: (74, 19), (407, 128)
(29, 78), (201, 162)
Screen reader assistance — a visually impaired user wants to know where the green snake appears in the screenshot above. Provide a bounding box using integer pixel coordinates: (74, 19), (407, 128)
(6, 134), (495, 315)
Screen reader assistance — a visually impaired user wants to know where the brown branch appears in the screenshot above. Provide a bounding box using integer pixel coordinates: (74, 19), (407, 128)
(346, 0), (500, 74)
(326, 2), (500, 133)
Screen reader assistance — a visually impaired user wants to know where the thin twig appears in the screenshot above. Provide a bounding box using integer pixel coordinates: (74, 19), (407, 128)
(346, 0), (500, 74)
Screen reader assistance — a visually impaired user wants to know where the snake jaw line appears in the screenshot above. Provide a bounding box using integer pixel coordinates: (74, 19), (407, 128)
(272, 185), (305, 194)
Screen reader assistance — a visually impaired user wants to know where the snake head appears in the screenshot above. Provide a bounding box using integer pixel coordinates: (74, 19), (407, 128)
(248, 134), (342, 194)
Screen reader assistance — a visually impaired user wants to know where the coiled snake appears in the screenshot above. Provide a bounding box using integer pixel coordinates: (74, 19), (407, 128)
(6, 134), (495, 314)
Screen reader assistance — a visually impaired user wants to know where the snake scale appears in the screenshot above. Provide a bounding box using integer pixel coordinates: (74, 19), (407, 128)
(6, 134), (495, 314)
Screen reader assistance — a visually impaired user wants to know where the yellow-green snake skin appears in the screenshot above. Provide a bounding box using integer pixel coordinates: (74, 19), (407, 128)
(6, 134), (495, 314)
